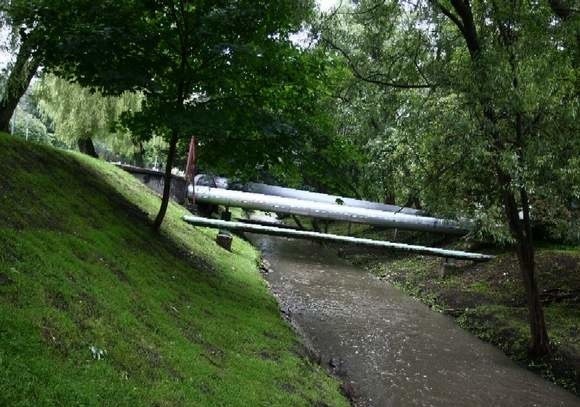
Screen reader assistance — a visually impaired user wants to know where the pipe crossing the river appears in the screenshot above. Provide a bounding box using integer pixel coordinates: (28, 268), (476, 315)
(194, 174), (424, 216)
(188, 185), (469, 235)
(244, 182), (424, 215)
(183, 215), (493, 262)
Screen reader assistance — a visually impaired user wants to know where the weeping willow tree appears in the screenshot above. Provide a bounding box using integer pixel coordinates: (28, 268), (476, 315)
(34, 74), (143, 159)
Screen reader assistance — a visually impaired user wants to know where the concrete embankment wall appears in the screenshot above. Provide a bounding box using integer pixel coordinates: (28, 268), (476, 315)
(115, 164), (187, 204)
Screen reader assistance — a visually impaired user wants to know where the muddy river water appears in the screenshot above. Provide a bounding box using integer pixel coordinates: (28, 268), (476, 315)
(249, 234), (580, 407)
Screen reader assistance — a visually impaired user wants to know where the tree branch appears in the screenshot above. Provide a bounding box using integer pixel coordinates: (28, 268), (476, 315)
(322, 37), (434, 89)
(548, 0), (577, 20)
(432, 0), (480, 57)
(432, 1), (464, 32)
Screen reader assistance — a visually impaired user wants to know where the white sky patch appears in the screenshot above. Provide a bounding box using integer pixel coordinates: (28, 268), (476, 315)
(291, 0), (340, 48)
(0, 25), (13, 70)
(290, 27), (314, 49)
(317, 0), (340, 12)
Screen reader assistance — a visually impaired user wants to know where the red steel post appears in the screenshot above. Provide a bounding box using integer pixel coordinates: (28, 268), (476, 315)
(185, 136), (196, 204)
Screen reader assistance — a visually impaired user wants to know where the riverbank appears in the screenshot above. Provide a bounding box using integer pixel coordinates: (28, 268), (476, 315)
(281, 215), (580, 397)
(250, 231), (580, 406)
(0, 134), (348, 406)
(335, 228), (580, 396)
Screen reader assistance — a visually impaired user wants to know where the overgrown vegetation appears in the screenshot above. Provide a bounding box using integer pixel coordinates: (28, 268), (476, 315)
(0, 133), (348, 406)
(332, 222), (580, 395)
(33, 74), (146, 161)
(320, 0), (579, 356)
(1, 0), (578, 381)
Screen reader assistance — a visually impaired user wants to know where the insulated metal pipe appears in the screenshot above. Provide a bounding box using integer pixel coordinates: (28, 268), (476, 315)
(243, 182), (424, 215)
(188, 185), (468, 234)
(183, 215), (492, 261)
(194, 174), (424, 216)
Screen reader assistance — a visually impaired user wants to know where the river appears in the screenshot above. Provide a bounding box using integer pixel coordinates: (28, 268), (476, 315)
(250, 234), (580, 407)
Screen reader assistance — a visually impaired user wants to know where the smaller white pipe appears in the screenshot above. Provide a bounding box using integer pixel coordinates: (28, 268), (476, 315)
(182, 215), (493, 262)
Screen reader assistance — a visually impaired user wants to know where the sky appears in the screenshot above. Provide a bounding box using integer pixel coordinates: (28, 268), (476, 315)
(317, 0), (340, 12)
(0, 26), (11, 70)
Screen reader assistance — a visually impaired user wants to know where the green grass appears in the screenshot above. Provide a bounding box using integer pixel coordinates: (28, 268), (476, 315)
(0, 134), (348, 406)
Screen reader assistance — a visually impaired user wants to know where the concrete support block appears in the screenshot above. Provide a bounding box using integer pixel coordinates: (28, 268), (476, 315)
(216, 230), (233, 251)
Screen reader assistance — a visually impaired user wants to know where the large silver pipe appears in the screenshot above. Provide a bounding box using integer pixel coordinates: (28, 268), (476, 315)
(243, 182), (424, 216)
(183, 215), (492, 261)
(194, 174), (423, 216)
(188, 185), (468, 234)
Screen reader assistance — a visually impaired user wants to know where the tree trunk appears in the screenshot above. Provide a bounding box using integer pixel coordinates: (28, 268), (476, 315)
(311, 218), (321, 233)
(291, 215), (305, 230)
(77, 137), (99, 158)
(404, 193), (422, 210)
(0, 39), (39, 133)
(502, 184), (550, 357)
(517, 236), (550, 357)
(152, 129), (179, 231)
(344, 180), (362, 200)
(436, 0), (550, 357)
(134, 141), (145, 167)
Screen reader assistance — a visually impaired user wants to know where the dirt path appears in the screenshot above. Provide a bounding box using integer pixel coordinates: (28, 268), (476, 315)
(251, 235), (580, 407)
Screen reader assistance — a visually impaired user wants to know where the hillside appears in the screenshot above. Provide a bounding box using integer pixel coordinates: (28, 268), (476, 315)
(0, 133), (348, 406)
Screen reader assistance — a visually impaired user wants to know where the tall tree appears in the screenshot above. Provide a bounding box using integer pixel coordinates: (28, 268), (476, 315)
(0, 10), (40, 132)
(146, 0), (318, 230)
(322, 0), (579, 356)
(3, 1), (322, 230)
(0, 1), (149, 132)
(57, 0), (319, 230)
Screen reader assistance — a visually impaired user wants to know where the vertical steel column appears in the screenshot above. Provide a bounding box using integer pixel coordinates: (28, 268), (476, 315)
(185, 136), (196, 205)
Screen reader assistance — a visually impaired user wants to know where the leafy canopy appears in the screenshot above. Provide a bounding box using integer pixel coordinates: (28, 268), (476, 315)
(321, 0), (579, 241)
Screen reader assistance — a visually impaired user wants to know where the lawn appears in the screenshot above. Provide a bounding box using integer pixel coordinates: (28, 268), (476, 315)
(0, 133), (348, 406)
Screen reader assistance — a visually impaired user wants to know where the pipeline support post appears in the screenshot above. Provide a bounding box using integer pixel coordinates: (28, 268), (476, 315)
(217, 207), (233, 249)
(184, 136), (196, 207)
(216, 230), (233, 251)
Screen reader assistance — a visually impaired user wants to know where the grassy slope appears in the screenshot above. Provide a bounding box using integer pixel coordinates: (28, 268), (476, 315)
(0, 134), (348, 406)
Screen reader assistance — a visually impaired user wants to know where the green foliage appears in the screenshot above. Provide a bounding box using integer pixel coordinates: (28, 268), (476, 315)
(33, 74), (143, 157)
(3, 0), (361, 195)
(321, 0), (579, 242)
(0, 0), (151, 135)
(0, 133), (348, 406)
(4, 0), (154, 91)
(10, 106), (49, 142)
(42, 0), (333, 179)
